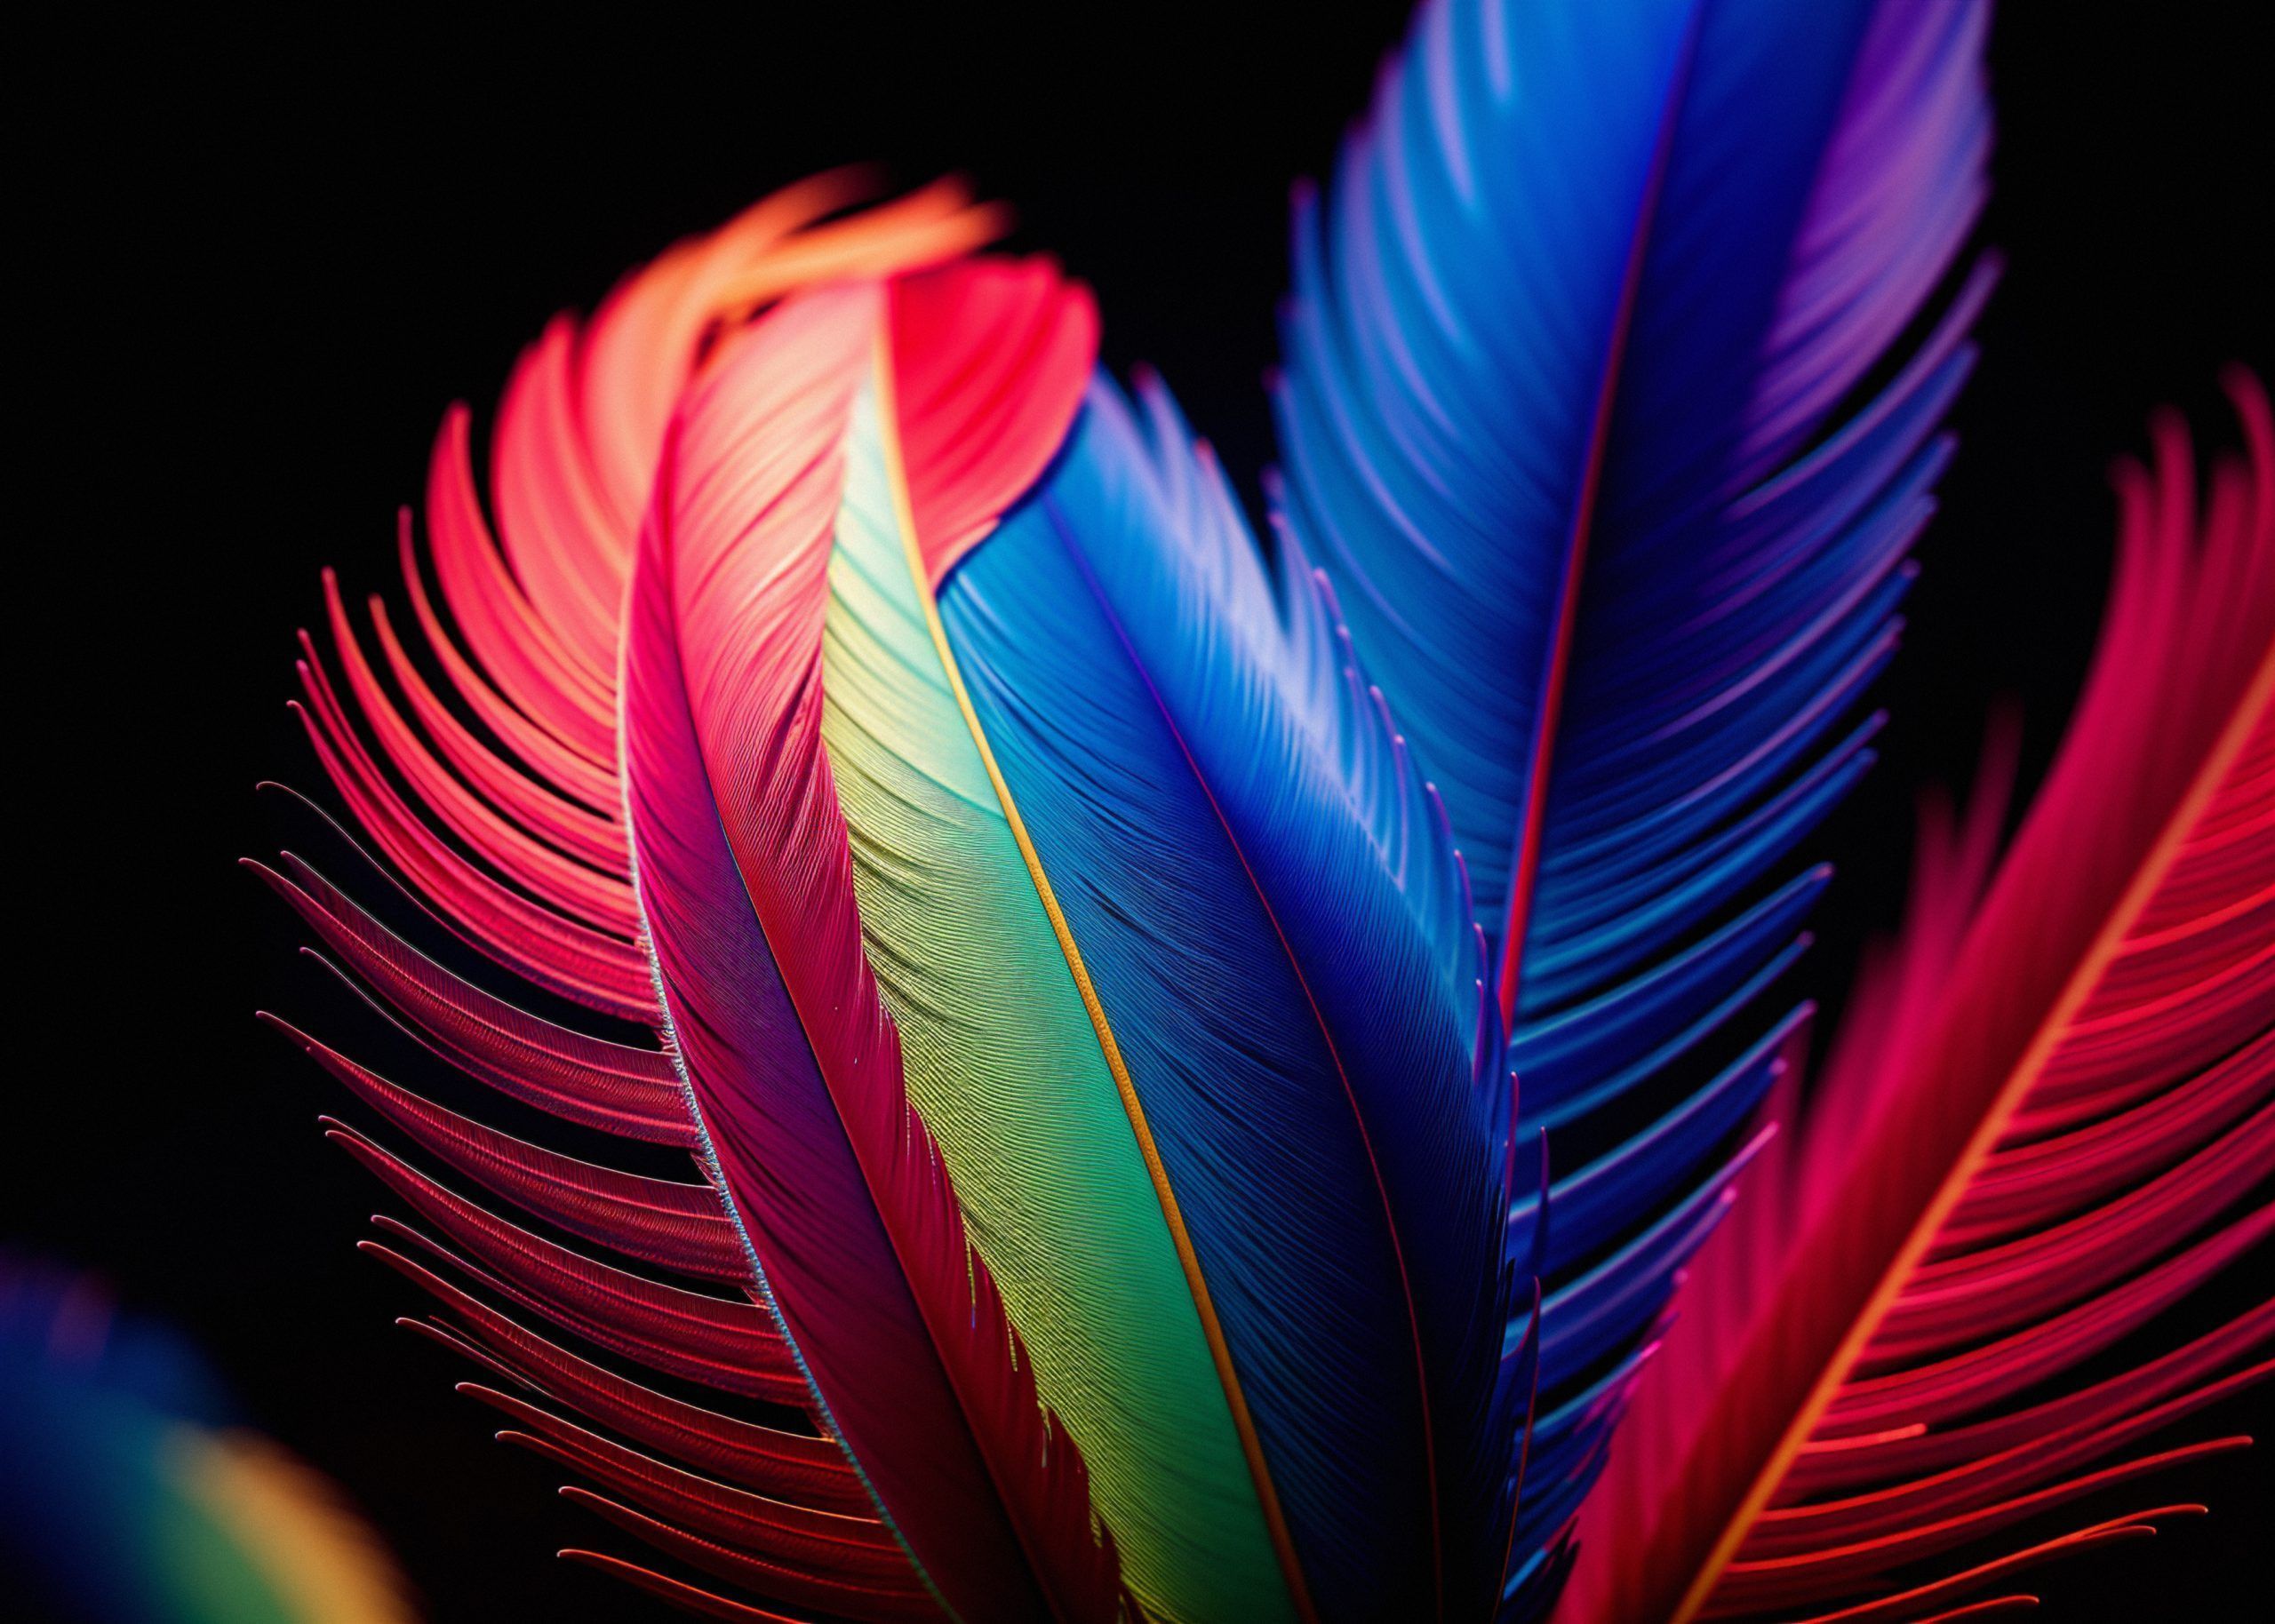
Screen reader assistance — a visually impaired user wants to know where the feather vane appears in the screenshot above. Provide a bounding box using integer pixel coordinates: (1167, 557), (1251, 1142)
(1270, 6), (1995, 1607)
(1562, 373), (2275, 1624)
(939, 369), (1516, 1618)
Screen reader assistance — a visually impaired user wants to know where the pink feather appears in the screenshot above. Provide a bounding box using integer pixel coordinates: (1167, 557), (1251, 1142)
(1562, 370), (2275, 1624)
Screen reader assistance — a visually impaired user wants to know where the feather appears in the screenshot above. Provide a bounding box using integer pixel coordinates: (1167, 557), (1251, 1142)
(1267, 5), (1994, 1605)
(937, 368), (1514, 1618)
(255, 178), (1128, 1623)
(1, 1257), (415, 1624)
(258, 157), (1520, 1615)
(261, 159), (1530, 1614)
(1560, 372), (2275, 1623)
(621, 270), (1126, 1621)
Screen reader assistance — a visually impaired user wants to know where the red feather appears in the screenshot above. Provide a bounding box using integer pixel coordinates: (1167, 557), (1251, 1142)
(890, 257), (1100, 585)
(249, 178), (1123, 1622)
(1563, 370), (2275, 1624)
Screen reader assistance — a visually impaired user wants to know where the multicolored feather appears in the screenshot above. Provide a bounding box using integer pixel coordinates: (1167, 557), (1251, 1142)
(1, 1258), (415, 1624)
(259, 173), (1515, 1620)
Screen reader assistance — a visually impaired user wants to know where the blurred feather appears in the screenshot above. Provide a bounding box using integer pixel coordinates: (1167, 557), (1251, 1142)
(0, 1257), (416, 1624)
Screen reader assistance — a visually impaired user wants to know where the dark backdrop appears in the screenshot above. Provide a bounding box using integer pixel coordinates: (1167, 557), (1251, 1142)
(18, 5), (2270, 1620)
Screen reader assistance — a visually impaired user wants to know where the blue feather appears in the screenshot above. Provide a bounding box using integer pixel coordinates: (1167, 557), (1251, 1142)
(938, 372), (1518, 1619)
(1513, 1007), (1803, 1273)
(1271, 3), (1992, 1612)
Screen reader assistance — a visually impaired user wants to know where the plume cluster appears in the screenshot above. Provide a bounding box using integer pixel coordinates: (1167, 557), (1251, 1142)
(249, 2), (2269, 1620)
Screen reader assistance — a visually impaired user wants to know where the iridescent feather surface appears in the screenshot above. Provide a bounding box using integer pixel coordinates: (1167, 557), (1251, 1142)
(1270, 1), (2000, 1612)
(246, 2), (2269, 1620)
(259, 183), (1512, 1624)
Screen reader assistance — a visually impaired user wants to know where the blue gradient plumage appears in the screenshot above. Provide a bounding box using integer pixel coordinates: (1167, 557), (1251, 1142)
(942, 371), (1520, 1619)
(1272, 0), (1994, 1602)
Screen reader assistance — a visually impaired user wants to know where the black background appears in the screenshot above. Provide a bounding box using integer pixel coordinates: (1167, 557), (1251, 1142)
(17, 4), (2271, 1620)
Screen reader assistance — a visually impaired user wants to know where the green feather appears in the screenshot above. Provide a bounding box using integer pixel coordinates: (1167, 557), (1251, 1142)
(817, 367), (1294, 1624)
